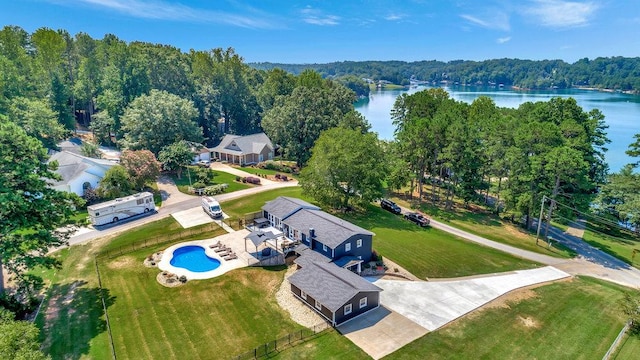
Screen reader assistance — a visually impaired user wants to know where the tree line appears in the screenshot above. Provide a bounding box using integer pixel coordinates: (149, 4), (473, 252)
(251, 56), (640, 92)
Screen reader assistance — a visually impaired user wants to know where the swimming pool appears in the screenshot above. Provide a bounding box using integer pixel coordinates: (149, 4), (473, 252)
(169, 245), (221, 272)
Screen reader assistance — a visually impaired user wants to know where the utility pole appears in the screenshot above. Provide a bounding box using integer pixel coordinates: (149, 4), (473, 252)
(535, 195), (548, 245)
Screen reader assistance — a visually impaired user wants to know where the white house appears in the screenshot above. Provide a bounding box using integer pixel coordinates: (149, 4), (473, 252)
(48, 151), (116, 196)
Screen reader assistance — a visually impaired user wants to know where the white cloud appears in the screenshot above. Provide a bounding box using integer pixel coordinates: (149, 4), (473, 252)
(497, 36), (512, 43)
(385, 14), (405, 21)
(523, 0), (599, 28)
(46, 0), (276, 28)
(460, 12), (510, 31)
(300, 7), (340, 26)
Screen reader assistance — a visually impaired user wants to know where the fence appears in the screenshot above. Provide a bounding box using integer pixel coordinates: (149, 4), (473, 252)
(230, 322), (331, 360)
(94, 257), (117, 360)
(602, 320), (631, 360)
(249, 253), (285, 267)
(96, 223), (220, 259)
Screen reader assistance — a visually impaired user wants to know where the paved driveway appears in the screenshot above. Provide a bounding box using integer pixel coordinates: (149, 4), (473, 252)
(337, 306), (428, 360)
(372, 266), (569, 331)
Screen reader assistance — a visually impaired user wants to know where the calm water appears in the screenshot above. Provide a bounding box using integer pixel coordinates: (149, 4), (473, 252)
(170, 245), (221, 272)
(355, 86), (640, 172)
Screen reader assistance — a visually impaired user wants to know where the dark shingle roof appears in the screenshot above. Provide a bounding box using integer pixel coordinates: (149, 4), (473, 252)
(288, 262), (381, 312)
(283, 209), (373, 248)
(262, 196), (320, 220)
(293, 245), (331, 267)
(244, 230), (278, 247)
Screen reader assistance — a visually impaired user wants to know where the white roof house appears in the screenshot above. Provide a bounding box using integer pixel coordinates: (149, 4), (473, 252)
(47, 151), (116, 196)
(210, 132), (274, 165)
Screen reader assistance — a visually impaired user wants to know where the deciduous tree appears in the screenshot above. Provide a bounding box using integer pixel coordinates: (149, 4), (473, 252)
(0, 309), (49, 359)
(301, 127), (385, 209)
(158, 140), (195, 179)
(97, 165), (132, 199)
(119, 149), (161, 190)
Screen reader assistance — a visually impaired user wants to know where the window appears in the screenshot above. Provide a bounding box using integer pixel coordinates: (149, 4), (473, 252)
(322, 244), (327, 252)
(344, 304), (352, 315)
(357, 239), (363, 248)
(315, 300), (322, 310)
(137, 199), (144, 205)
(359, 297), (367, 309)
(345, 242), (351, 252)
(301, 290), (307, 300)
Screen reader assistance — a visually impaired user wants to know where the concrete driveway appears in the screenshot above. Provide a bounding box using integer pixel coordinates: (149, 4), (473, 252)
(372, 266), (569, 331)
(338, 306), (428, 360)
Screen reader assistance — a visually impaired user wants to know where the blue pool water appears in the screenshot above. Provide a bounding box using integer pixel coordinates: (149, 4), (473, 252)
(169, 245), (221, 272)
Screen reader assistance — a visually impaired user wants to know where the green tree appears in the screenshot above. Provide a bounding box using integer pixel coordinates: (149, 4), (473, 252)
(620, 290), (640, 333)
(80, 141), (101, 158)
(97, 165), (133, 199)
(158, 140), (195, 179)
(120, 89), (202, 155)
(119, 150), (161, 190)
(262, 77), (356, 166)
(8, 97), (68, 149)
(300, 127), (385, 209)
(89, 111), (115, 146)
(0, 308), (49, 360)
(0, 119), (81, 300)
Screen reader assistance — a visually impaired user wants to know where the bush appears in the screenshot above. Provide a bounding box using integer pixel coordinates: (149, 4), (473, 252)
(235, 176), (241, 182)
(245, 176), (260, 184)
(202, 183), (228, 195)
(192, 181), (206, 189)
(376, 255), (384, 267)
(179, 275), (187, 283)
(371, 250), (379, 262)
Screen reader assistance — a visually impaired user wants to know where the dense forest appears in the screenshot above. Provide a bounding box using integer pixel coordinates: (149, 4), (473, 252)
(251, 57), (640, 92)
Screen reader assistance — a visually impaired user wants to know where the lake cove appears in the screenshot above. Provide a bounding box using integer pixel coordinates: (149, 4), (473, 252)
(355, 86), (640, 172)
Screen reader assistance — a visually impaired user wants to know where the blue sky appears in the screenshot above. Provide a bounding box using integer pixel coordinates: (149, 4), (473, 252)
(2, 0), (638, 63)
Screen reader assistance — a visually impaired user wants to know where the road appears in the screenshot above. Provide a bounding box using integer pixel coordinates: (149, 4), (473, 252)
(66, 179), (298, 247)
(398, 204), (640, 288)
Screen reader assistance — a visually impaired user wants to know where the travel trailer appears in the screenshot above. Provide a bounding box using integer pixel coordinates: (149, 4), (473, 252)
(202, 196), (222, 218)
(88, 192), (155, 226)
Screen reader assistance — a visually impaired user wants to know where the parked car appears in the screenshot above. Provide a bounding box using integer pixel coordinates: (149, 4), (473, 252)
(380, 199), (401, 214)
(197, 159), (211, 168)
(404, 212), (430, 227)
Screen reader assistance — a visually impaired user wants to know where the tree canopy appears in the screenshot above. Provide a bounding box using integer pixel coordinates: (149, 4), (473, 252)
(0, 118), (81, 301)
(0, 308), (49, 360)
(119, 89), (202, 155)
(300, 127), (385, 209)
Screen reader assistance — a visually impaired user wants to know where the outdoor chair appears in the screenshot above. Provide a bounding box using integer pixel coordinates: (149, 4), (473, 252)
(224, 253), (237, 261)
(214, 245), (229, 253)
(209, 241), (222, 249)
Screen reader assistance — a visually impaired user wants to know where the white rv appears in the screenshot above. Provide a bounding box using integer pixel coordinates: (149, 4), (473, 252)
(87, 192), (155, 226)
(202, 196), (222, 218)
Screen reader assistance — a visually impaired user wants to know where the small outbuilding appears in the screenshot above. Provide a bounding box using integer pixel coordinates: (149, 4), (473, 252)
(288, 261), (382, 326)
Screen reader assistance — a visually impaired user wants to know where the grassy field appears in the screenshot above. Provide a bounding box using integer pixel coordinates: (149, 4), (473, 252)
(394, 197), (575, 259)
(237, 166), (299, 180)
(172, 169), (251, 194)
(266, 329), (367, 359)
(221, 187), (308, 218)
(581, 223), (640, 268)
(385, 277), (629, 359)
(613, 332), (640, 359)
(340, 205), (540, 279)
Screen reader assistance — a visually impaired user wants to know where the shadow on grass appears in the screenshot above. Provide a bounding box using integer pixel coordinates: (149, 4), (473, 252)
(40, 280), (116, 360)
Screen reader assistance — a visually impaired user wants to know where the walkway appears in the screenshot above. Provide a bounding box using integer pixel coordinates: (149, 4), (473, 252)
(210, 162), (278, 185)
(157, 175), (197, 206)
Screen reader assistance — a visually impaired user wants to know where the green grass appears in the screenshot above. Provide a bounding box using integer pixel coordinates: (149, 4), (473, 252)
(99, 217), (225, 255)
(221, 187), (308, 218)
(385, 277), (629, 359)
(238, 166), (299, 180)
(99, 253), (306, 360)
(394, 197), (575, 259)
(613, 332), (640, 359)
(266, 329), (368, 359)
(581, 224), (640, 268)
(171, 169), (251, 194)
(339, 206), (540, 279)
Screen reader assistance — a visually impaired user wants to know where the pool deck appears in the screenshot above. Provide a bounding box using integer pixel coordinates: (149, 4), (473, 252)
(158, 230), (251, 280)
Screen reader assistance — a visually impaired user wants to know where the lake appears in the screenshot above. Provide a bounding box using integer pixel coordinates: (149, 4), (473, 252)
(355, 86), (640, 172)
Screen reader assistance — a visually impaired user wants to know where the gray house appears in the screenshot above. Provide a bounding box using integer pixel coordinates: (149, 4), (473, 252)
(288, 261), (381, 326)
(210, 132), (274, 165)
(261, 196), (374, 272)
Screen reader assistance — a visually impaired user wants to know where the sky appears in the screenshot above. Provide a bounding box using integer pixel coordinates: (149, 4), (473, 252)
(1, 0), (639, 64)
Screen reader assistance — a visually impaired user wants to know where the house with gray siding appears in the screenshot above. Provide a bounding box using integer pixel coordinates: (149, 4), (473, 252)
(261, 196), (374, 273)
(210, 132), (274, 165)
(288, 261), (381, 326)
(260, 196), (380, 325)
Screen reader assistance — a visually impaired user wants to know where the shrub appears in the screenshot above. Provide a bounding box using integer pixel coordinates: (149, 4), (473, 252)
(202, 183), (228, 195)
(371, 250), (379, 262)
(245, 176), (260, 184)
(235, 176), (241, 182)
(192, 181), (206, 189)
(376, 255), (384, 267)
(179, 275), (187, 283)
(275, 173), (281, 179)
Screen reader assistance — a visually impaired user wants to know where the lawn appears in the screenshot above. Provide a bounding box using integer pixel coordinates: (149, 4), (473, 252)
(171, 168), (251, 194)
(238, 166), (299, 180)
(581, 222), (640, 268)
(221, 187), (308, 218)
(393, 197), (575, 259)
(339, 206), (540, 279)
(99, 250), (309, 360)
(614, 332), (640, 359)
(266, 329), (367, 359)
(385, 277), (629, 359)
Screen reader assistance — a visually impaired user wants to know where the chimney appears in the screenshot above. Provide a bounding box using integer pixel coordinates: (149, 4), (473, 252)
(309, 228), (315, 238)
